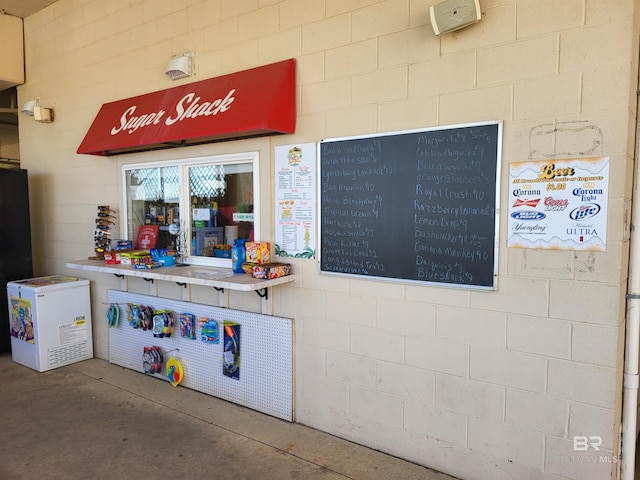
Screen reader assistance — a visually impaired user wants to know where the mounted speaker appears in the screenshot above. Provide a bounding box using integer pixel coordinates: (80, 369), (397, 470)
(429, 0), (482, 35)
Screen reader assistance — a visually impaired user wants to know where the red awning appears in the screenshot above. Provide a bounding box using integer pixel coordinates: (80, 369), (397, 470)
(77, 59), (296, 156)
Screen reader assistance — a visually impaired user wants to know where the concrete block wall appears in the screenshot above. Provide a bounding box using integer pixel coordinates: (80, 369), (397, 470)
(0, 13), (24, 89)
(17, 1), (639, 479)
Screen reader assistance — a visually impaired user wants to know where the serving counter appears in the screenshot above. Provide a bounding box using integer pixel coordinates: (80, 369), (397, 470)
(66, 259), (295, 314)
(66, 259), (296, 421)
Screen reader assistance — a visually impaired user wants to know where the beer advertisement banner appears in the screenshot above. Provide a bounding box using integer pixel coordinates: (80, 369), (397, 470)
(508, 157), (609, 251)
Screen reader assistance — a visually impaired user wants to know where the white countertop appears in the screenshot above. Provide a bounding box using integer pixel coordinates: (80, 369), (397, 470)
(66, 259), (295, 291)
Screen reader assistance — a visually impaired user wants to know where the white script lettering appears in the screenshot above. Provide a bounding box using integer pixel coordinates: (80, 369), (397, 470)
(109, 89), (236, 135)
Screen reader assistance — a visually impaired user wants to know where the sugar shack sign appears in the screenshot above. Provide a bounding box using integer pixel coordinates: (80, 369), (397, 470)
(77, 59), (296, 156)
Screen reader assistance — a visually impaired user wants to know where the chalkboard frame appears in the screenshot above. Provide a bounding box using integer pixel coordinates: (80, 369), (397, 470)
(318, 120), (502, 290)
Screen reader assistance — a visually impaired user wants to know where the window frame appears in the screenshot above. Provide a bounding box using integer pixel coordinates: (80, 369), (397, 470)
(121, 151), (260, 267)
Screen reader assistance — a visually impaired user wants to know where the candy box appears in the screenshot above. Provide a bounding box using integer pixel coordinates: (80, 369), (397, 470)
(132, 261), (161, 270)
(104, 248), (141, 264)
(119, 250), (149, 265)
(130, 252), (153, 267)
(251, 262), (291, 279)
(245, 242), (270, 264)
(104, 251), (122, 264)
(119, 252), (133, 265)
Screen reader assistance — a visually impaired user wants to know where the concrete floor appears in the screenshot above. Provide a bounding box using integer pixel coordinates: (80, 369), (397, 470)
(0, 354), (459, 480)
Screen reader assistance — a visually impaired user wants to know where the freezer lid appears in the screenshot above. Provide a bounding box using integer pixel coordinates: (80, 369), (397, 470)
(8, 275), (89, 290)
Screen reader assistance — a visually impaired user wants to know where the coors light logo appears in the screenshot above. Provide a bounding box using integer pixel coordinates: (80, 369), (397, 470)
(543, 197), (568, 211)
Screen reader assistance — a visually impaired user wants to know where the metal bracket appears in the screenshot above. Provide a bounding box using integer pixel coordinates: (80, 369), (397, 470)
(143, 277), (154, 284)
(176, 282), (187, 288)
(114, 274), (124, 279)
(256, 288), (268, 300)
(214, 287), (224, 293)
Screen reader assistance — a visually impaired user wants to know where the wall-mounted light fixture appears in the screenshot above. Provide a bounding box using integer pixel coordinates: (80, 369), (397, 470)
(21, 97), (54, 123)
(165, 52), (194, 80)
(20, 98), (38, 116)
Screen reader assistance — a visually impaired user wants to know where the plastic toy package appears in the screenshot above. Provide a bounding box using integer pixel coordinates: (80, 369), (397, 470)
(128, 304), (154, 330)
(199, 318), (219, 344)
(223, 321), (240, 380)
(152, 310), (175, 338)
(142, 346), (164, 374)
(180, 313), (196, 340)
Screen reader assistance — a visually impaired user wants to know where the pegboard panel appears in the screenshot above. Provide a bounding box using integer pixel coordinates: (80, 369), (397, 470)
(107, 290), (294, 421)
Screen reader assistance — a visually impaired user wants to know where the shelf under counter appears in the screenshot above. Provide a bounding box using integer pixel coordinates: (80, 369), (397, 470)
(66, 259), (295, 314)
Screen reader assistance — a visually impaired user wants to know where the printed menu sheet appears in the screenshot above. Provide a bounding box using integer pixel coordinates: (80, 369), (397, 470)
(274, 143), (317, 258)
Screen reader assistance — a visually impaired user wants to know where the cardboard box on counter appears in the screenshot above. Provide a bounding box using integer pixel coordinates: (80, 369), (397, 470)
(245, 242), (270, 264)
(252, 262), (291, 279)
(104, 249), (149, 265)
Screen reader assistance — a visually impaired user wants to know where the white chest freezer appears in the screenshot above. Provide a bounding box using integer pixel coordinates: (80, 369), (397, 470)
(7, 275), (93, 372)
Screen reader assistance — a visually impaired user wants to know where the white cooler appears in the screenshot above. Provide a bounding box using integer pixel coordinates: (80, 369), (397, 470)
(7, 275), (93, 372)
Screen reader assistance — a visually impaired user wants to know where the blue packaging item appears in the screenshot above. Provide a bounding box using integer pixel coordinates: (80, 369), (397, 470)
(115, 239), (133, 250)
(199, 318), (219, 344)
(179, 313), (196, 340)
(231, 239), (246, 273)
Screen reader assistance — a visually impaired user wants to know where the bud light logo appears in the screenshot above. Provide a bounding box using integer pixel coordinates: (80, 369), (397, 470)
(569, 204), (600, 221)
(511, 211), (546, 220)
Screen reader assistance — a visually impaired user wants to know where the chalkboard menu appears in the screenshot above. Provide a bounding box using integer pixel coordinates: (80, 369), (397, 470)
(319, 121), (501, 289)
